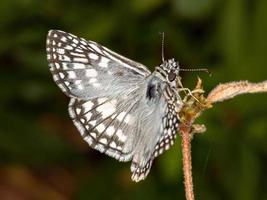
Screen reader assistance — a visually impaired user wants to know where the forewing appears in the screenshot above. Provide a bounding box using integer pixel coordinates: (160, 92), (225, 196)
(46, 30), (151, 99)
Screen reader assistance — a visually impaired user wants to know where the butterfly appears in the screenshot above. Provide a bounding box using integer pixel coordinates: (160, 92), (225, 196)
(46, 30), (184, 182)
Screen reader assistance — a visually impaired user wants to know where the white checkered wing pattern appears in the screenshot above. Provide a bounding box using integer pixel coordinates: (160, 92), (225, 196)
(68, 92), (142, 162)
(46, 30), (182, 182)
(130, 100), (180, 181)
(46, 30), (151, 99)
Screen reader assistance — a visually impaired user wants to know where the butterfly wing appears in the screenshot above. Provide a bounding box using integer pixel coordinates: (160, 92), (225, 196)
(46, 30), (182, 182)
(47, 30), (152, 161)
(68, 89), (143, 162)
(67, 76), (181, 164)
(46, 30), (151, 99)
(152, 103), (180, 158)
(67, 72), (181, 179)
(130, 82), (181, 182)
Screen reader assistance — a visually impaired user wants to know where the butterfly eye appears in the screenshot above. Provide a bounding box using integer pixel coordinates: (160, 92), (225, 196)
(167, 70), (176, 82)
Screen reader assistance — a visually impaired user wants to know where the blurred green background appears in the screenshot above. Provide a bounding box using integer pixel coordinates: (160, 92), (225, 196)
(0, 0), (267, 199)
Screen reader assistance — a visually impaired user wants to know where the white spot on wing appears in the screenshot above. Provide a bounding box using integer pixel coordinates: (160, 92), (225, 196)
(117, 111), (126, 121)
(72, 63), (86, 69)
(83, 101), (94, 112)
(74, 80), (82, 85)
(73, 38), (79, 44)
(84, 112), (92, 121)
(159, 148), (164, 154)
(67, 71), (77, 79)
(81, 40), (87, 45)
(75, 48), (84, 53)
(64, 81), (70, 86)
(96, 100), (116, 118)
(160, 142), (164, 147)
(89, 43), (102, 53)
(65, 45), (73, 50)
(110, 141), (117, 148)
(54, 63), (60, 69)
(70, 52), (86, 57)
(96, 124), (105, 133)
(106, 126), (115, 137)
(92, 83), (101, 87)
(53, 75), (59, 81)
(57, 48), (65, 54)
(124, 114), (132, 124)
(99, 138), (108, 144)
(61, 36), (67, 42)
(167, 129), (172, 136)
(99, 57), (109, 68)
(89, 53), (99, 60)
(85, 69), (98, 77)
(73, 57), (88, 63)
(89, 78), (98, 83)
(90, 132), (97, 139)
(77, 84), (84, 90)
(117, 129), (126, 143)
(117, 146), (122, 151)
(165, 144), (170, 150)
(59, 72), (65, 78)
(89, 120), (97, 126)
(76, 108), (81, 114)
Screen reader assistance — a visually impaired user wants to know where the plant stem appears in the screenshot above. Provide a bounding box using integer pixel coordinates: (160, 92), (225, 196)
(180, 123), (194, 200)
(177, 79), (267, 199)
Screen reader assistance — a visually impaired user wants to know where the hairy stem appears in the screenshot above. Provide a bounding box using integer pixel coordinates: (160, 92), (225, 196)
(207, 80), (267, 103)
(180, 123), (194, 200)
(178, 79), (267, 199)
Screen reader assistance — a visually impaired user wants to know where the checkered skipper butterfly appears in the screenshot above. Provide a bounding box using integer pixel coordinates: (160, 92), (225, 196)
(46, 30), (184, 182)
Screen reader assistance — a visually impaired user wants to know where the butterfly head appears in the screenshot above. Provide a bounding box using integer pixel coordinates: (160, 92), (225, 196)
(155, 58), (180, 85)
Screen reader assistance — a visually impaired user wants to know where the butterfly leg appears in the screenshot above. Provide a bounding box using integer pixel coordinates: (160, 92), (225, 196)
(175, 76), (203, 102)
(175, 87), (202, 103)
(181, 88), (204, 103)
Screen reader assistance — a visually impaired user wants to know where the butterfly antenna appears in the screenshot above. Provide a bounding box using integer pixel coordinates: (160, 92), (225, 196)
(180, 67), (212, 76)
(159, 32), (165, 62)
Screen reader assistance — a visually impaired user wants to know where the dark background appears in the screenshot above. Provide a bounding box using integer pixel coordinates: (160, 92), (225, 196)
(1, 0), (267, 199)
